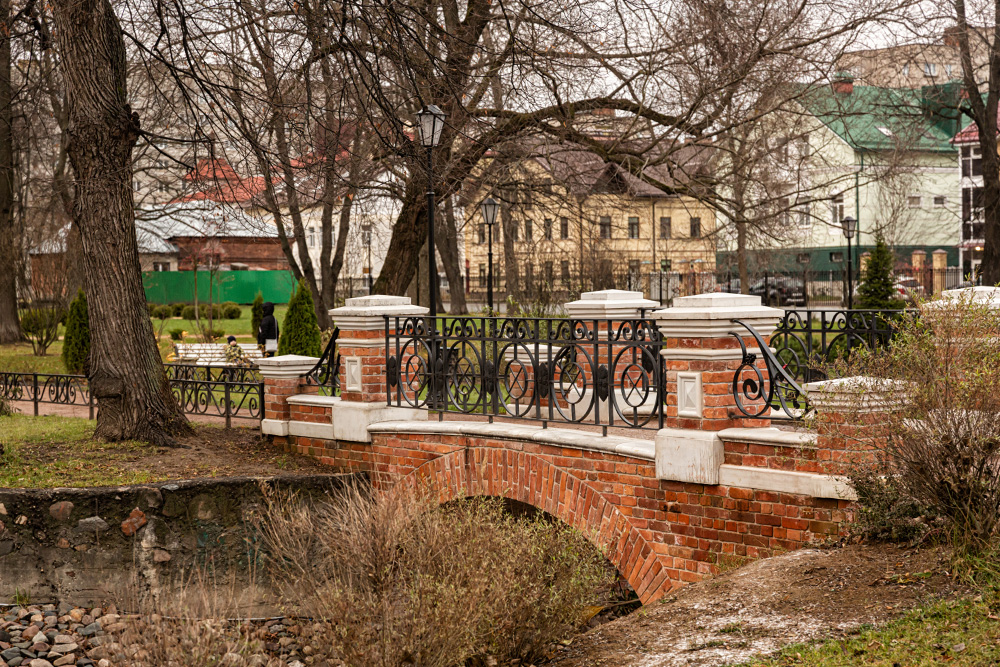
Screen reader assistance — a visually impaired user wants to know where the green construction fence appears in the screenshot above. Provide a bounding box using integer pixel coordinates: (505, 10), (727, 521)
(143, 270), (298, 305)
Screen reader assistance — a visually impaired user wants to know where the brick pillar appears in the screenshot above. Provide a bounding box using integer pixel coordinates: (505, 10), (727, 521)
(652, 293), (783, 485)
(258, 355), (321, 436)
(804, 377), (905, 477)
(932, 249), (948, 295)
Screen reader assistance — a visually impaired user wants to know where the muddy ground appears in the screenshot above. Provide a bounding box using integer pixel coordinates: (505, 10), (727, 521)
(549, 543), (964, 667)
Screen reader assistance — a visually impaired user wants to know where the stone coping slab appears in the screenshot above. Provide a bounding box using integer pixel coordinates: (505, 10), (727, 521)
(368, 420), (656, 461)
(718, 427), (817, 447)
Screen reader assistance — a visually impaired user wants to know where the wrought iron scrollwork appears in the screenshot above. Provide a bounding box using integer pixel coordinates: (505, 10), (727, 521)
(305, 328), (341, 394)
(730, 319), (809, 420)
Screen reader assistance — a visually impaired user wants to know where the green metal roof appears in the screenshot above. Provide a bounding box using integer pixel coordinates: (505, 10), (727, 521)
(799, 82), (962, 154)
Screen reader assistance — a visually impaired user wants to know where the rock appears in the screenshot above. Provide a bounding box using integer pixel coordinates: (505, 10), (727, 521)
(2, 648), (21, 662)
(28, 660), (53, 667)
(55, 605), (71, 619)
(7, 657), (22, 667)
(48, 644), (75, 655)
(0, 503), (7, 515)
(66, 612), (82, 625)
(54, 539), (69, 550)
(47, 503), (73, 523)
(51, 637), (72, 647)
(52, 655), (74, 667)
(140, 488), (162, 510)
(74, 518), (108, 534)
(97, 661), (110, 667)
(77, 624), (100, 638)
(120, 509), (146, 537)
(13, 516), (26, 526)
(151, 549), (171, 563)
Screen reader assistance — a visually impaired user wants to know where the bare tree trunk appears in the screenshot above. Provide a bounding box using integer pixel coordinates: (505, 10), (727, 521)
(500, 205), (520, 302)
(736, 219), (749, 293)
(438, 198), (467, 314)
(373, 187), (423, 295)
(0, 0), (19, 344)
(50, 0), (190, 445)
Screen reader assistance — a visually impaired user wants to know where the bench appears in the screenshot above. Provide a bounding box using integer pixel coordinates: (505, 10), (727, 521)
(174, 342), (264, 365)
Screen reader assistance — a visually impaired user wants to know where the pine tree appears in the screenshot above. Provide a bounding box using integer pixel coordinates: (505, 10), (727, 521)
(278, 279), (322, 357)
(62, 288), (91, 374)
(857, 237), (905, 310)
(250, 291), (264, 340)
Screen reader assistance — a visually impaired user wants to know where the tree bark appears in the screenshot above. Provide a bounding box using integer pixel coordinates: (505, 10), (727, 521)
(438, 198), (467, 314)
(373, 184), (425, 295)
(50, 0), (190, 445)
(0, 0), (19, 344)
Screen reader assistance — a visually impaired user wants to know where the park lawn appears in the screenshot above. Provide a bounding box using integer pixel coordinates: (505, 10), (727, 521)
(0, 415), (157, 488)
(155, 304), (288, 339)
(738, 593), (1000, 667)
(0, 340), (69, 374)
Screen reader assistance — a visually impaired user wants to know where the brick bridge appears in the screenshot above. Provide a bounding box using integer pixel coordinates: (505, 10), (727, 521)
(259, 292), (869, 604)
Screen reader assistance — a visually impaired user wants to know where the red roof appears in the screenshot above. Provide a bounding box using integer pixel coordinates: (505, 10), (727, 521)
(176, 158), (271, 205)
(953, 115), (1000, 144)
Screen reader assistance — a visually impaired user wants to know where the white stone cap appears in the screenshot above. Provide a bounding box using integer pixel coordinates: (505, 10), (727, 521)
(653, 293), (784, 338)
(804, 376), (908, 412)
(564, 289), (659, 320)
(926, 286), (1000, 309)
(257, 354), (319, 379)
(330, 294), (429, 331)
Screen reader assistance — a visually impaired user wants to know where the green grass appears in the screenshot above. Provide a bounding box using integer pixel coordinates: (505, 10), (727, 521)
(156, 304), (288, 339)
(0, 415), (157, 487)
(735, 594), (1000, 666)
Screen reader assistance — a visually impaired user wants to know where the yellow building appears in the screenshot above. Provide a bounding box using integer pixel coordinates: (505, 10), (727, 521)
(463, 143), (716, 304)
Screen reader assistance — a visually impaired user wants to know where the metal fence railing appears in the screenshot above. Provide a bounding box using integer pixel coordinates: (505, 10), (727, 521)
(385, 315), (666, 433)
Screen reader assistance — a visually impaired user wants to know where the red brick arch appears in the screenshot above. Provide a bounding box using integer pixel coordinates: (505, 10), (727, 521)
(395, 446), (673, 604)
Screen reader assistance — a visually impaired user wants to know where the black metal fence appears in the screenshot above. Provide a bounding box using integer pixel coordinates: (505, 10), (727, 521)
(1, 366), (264, 426)
(385, 316), (666, 432)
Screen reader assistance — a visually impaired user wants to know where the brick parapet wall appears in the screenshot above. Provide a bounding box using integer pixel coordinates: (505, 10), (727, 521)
(263, 377), (316, 421)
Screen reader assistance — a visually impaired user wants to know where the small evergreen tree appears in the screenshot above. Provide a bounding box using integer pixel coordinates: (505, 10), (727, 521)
(279, 279), (322, 357)
(857, 237), (905, 310)
(62, 289), (91, 374)
(251, 291), (264, 339)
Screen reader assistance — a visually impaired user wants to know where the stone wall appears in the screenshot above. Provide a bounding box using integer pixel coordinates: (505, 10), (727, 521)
(0, 474), (357, 606)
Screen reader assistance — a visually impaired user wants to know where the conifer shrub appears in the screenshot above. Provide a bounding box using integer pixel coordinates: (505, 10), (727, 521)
(278, 279), (321, 357)
(857, 236), (905, 310)
(61, 291), (91, 371)
(250, 292), (264, 340)
(181, 305), (197, 321)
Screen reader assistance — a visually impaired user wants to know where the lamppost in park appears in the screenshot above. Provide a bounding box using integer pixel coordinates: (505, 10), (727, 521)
(416, 105), (446, 320)
(362, 224), (373, 294)
(480, 197), (500, 315)
(842, 215), (857, 309)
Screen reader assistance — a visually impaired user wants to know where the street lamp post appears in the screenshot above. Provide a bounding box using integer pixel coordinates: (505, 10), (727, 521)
(480, 197), (500, 315)
(416, 105), (446, 410)
(842, 215), (857, 309)
(362, 224), (372, 294)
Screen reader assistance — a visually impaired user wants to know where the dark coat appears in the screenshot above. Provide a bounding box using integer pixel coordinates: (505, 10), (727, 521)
(257, 302), (279, 345)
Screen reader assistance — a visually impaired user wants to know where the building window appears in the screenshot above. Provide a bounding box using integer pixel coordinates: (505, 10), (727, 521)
(628, 216), (640, 239)
(544, 261), (553, 283)
(963, 186), (985, 221)
(525, 263), (534, 287)
(477, 224), (485, 244)
(478, 264), (486, 287)
(599, 216), (611, 239)
(830, 193), (844, 224)
(962, 146), (983, 178)
(796, 201), (811, 228)
(560, 260), (570, 285)
(152, 262), (171, 272)
(689, 217), (701, 238)
(560, 217), (569, 239)
(902, 64), (909, 76)
(157, 182), (169, 193)
(934, 195), (947, 207)
(660, 259), (671, 272)
(659, 217), (671, 239)
(830, 251), (844, 263)
(525, 219), (532, 241)
(628, 259), (640, 277)
(907, 195), (922, 208)
(946, 63), (953, 77)
(543, 218), (553, 240)
(923, 62), (937, 76)
(308, 227), (316, 248)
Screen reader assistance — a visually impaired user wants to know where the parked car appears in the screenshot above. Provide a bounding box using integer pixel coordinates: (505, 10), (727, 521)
(892, 277), (925, 303)
(748, 276), (806, 306)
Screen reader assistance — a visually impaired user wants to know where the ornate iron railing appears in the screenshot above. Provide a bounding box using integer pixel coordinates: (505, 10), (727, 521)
(730, 320), (810, 421)
(771, 308), (910, 383)
(0, 372), (94, 418)
(304, 329), (340, 395)
(0, 369), (263, 425)
(385, 316), (666, 432)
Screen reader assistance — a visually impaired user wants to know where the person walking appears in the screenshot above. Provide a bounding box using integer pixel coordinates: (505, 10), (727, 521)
(257, 302), (279, 357)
